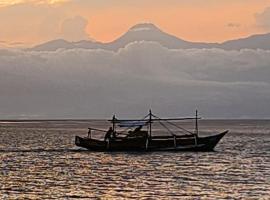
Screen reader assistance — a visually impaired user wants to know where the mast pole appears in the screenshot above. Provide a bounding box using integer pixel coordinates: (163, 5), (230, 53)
(149, 109), (152, 138)
(195, 110), (199, 136)
(194, 110), (199, 147)
(112, 115), (116, 132)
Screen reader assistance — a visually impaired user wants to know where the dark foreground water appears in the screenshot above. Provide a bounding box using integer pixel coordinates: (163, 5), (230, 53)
(0, 120), (269, 199)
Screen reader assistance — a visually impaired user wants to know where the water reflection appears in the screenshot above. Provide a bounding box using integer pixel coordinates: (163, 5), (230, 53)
(0, 120), (269, 199)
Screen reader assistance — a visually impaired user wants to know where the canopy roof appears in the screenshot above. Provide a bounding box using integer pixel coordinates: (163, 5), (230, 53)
(118, 121), (147, 128)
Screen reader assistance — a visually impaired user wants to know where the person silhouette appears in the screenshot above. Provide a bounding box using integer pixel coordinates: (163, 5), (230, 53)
(104, 127), (113, 141)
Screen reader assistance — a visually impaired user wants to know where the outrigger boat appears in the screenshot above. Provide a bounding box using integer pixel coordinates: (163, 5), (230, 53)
(75, 110), (228, 152)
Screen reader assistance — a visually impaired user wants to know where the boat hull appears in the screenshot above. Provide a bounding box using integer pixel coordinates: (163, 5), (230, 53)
(75, 131), (228, 152)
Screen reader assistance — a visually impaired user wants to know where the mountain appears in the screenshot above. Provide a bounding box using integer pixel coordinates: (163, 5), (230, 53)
(30, 23), (270, 51)
(220, 33), (270, 50)
(31, 39), (75, 51)
(106, 23), (216, 50)
(31, 39), (104, 51)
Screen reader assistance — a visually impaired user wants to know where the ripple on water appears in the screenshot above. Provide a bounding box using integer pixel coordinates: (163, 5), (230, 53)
(0, 120), (270, 199)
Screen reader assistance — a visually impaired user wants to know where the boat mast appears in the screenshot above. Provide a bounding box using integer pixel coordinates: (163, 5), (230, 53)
(149, 109), (152, 138)
(195, 110), (199, 136)
(112, 115), (116, 132)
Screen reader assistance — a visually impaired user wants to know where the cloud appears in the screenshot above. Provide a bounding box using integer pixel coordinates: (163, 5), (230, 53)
(0, 0), (69, 7)
(0, 41), (270, 119)
(0, 2), (90, 46)
(227, 23), (241, 28)
(255, 7), (270, 31)
(60, 16), (89, 41)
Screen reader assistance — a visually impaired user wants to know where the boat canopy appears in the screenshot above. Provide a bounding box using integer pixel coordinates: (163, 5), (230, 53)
(118, 121), (147, 128)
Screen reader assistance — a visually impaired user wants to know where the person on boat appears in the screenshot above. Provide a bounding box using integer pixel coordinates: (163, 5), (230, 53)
(128, 125), (142, 134)
(87, 128), (92, 138)
(134, 125), (142, 133)
(104, 127), (113, 141)
(127, 125), (144, 138)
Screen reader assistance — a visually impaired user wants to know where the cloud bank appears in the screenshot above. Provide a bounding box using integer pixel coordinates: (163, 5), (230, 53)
(0, 42), (270, 119)
(256, 6), (270, 31)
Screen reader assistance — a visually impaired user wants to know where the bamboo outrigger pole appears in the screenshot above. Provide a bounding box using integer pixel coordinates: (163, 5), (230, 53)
(110, 117), (199, 122)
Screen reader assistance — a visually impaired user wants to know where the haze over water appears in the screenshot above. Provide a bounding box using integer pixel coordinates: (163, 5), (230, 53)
(0, 120), (269, 199)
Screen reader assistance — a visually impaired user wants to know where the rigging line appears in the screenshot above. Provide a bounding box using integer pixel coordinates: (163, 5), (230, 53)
(117, 113), (150, 135)
(152, 113), (193, 135)
(158, 120), (176, 136)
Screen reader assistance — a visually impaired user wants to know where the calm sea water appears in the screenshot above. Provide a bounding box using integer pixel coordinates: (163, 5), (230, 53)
(0, 120), (269, 199)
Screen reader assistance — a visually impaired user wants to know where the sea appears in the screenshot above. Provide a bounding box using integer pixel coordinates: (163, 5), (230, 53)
(0, 120), (269, 199)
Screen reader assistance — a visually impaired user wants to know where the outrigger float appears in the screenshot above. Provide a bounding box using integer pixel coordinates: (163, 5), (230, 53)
(75, 110), (228, 152)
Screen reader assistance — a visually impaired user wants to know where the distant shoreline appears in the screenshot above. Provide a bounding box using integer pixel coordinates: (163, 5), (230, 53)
(1, 119), (270, 122)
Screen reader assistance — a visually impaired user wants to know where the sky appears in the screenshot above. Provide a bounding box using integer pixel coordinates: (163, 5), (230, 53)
(1, 0), (270, 119)
(0, 0), (270, 47)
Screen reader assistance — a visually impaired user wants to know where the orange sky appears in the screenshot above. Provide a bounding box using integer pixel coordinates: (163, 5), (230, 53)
(0, 0), (270, 46)
(86, 1), (270, 43)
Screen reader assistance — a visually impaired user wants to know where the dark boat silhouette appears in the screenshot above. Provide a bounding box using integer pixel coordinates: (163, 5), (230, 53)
(75, 110), (228, 152)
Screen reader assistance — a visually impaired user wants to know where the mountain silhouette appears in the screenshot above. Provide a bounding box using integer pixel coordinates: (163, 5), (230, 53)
(30, 23), (270, 51)
(220, 33), (270, 50)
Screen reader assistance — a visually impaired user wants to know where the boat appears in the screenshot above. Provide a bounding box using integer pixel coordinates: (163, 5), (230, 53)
(75, 110), (228, 152)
